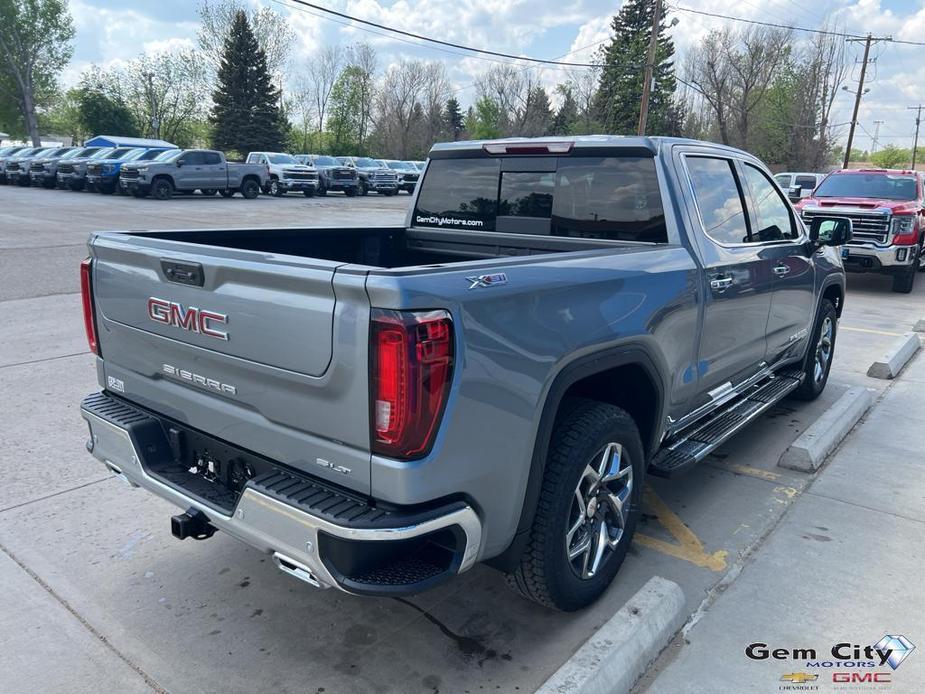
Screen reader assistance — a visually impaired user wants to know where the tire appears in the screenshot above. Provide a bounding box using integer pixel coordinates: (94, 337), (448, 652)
(505, 399), (644, 611)
(220, 190), (234, 198)
(791, 298), (837, 401)
(344, 187), (357, 197)
(892, 260), (917, 293)
(201, 188), (217, 196)
(240, 179), (260, 199)
(152, 178), (173, 200)
(269, 178), (283, 197)
(317, 183), (327, 196)
(358, 180), (368, 196)
(303, 188), (315, 197)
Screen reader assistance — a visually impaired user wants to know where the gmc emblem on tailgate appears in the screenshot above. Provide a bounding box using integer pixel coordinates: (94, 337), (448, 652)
(147, 297), (229, 341)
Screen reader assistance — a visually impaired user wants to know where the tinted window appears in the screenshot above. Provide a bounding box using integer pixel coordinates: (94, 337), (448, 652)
(686, 157), (748, 245)
(743, 165), (797, 241)
(414, 156), (667, 241)
(500, 172), (554, 218)
(814, 173), (917, 201)
(180, 152), (205, 165)
(107, 148), (134, 159)
(414, 159), (500, 230)
(203, 152), (223, 165)
(267, 154), (294, 164)
(794, 175), (818, 191)
(552, 158), (666, 242)
(774, 174), (791, 187)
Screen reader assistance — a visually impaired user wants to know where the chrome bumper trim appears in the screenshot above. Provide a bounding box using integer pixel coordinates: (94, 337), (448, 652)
(80, 408), (483, 592)
(845, 243), (915, 268)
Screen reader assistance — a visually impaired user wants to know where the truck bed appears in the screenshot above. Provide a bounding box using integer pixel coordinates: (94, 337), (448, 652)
(129, 226), (617, 268)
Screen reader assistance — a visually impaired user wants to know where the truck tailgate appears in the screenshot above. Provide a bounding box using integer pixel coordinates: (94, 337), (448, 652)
(89, 233), (373, 494)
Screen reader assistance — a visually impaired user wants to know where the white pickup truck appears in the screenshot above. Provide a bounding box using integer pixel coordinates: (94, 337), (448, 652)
(246, 151), (319, 197)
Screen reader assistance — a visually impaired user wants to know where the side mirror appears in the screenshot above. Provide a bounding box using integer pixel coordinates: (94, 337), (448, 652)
(809, 216), (853, 247)
(176, 160), (184, 168)
(788, 185), (802, 202)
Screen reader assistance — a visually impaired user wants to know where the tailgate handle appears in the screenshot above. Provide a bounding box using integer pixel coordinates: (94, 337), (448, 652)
(161, 260), (204, 287)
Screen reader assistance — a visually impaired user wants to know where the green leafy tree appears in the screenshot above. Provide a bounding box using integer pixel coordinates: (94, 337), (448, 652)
(871, 145), (910, 169)
(0, 0), (75, 144)
(327, 65), (367, 154)
(74, 86), (139, 139)
(445, 97), (464, 140)
(210, 10), (285, 155)
(593, 0), (680, 136)
(466, 97), (502, 140)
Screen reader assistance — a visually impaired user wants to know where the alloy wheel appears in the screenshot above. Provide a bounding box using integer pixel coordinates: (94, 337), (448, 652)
(566, 442), (633, 580)
(814, 316), (833, 384)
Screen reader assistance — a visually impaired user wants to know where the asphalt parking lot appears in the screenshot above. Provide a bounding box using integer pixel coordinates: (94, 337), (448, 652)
(1, 184), (923, 693)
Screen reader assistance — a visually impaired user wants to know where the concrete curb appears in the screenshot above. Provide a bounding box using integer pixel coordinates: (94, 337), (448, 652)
(778, 386), (873, 473)
(913, 317), (925, 333)
(537, 576), (685, 694)
(866, 332), (921, 379)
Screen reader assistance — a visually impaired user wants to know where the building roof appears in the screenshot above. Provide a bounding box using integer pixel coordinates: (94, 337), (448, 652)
(84, 135), (177, 149)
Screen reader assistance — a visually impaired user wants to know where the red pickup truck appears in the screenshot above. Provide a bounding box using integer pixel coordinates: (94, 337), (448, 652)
(796, 168), (924, 292)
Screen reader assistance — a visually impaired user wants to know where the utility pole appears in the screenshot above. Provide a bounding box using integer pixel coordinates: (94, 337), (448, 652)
(908, 105), (923, 169)
(871, 120), (884, 153)
(843, 34), (891, 169)
(637, 0), (664, 136)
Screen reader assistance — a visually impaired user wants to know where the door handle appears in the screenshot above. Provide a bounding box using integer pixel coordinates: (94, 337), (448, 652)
(709, 276), (734, 292)
(773, 264), (791, 276)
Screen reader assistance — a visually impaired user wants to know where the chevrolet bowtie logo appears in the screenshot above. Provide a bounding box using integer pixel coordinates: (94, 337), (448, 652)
(780, 672), (818, 684)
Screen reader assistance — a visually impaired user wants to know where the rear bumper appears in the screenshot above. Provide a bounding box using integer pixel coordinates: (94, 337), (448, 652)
(80, 391), (482, 596)
(843, 243), (917, 273)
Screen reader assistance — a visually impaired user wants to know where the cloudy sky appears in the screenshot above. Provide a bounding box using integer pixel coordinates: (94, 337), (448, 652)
(65, 0), (925, 151)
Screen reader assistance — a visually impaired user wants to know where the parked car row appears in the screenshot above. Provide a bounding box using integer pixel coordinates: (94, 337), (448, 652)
(0, 143), (427, 202)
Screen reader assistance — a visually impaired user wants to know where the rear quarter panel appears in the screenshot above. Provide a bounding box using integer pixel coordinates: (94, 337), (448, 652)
(363, 245), (700, 557)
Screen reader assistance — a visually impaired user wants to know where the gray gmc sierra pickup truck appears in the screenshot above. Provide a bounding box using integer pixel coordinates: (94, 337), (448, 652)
(79, 136), (850, 610)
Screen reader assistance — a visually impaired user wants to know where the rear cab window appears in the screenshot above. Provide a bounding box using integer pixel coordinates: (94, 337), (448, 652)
(412, 155), (668, 243)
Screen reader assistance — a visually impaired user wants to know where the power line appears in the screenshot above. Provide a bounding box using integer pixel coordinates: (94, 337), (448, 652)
(284, 0), (601, 67)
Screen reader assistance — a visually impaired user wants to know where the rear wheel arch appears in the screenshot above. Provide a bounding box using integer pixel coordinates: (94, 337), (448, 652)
(486, 345), (668, 572)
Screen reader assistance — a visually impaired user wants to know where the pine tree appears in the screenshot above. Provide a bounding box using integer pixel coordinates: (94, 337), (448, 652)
(210, 10), (285, 154)
(593, 0), (681, 136)
(551, 83), (579, 135)
(445, 97), (464, 140)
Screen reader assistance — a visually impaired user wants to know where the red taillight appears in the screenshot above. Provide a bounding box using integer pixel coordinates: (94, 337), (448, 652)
(370, 309), (454, 459)
(80, 258), (100, 355)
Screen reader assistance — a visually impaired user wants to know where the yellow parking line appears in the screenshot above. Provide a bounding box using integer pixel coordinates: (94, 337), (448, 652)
(635, 487), (728, 572)
(709, 461), (781, 482)
(841, 325), (903, 337)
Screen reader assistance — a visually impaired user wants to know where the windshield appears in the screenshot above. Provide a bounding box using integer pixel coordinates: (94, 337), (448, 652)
(104, 147), (135, 160)
(386, 162), (402, 169)
(89, 148), (115, 159)
(14, 148), (42, 158)
(354, 157), (377, 168)
(154, 149), (184, 162)
(814, 173), (917, 201)
(119, 149), (146, 161)
(267, 153), (296, 164)
(314, 156), (337, 166)
(62, 148), (88, 159)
